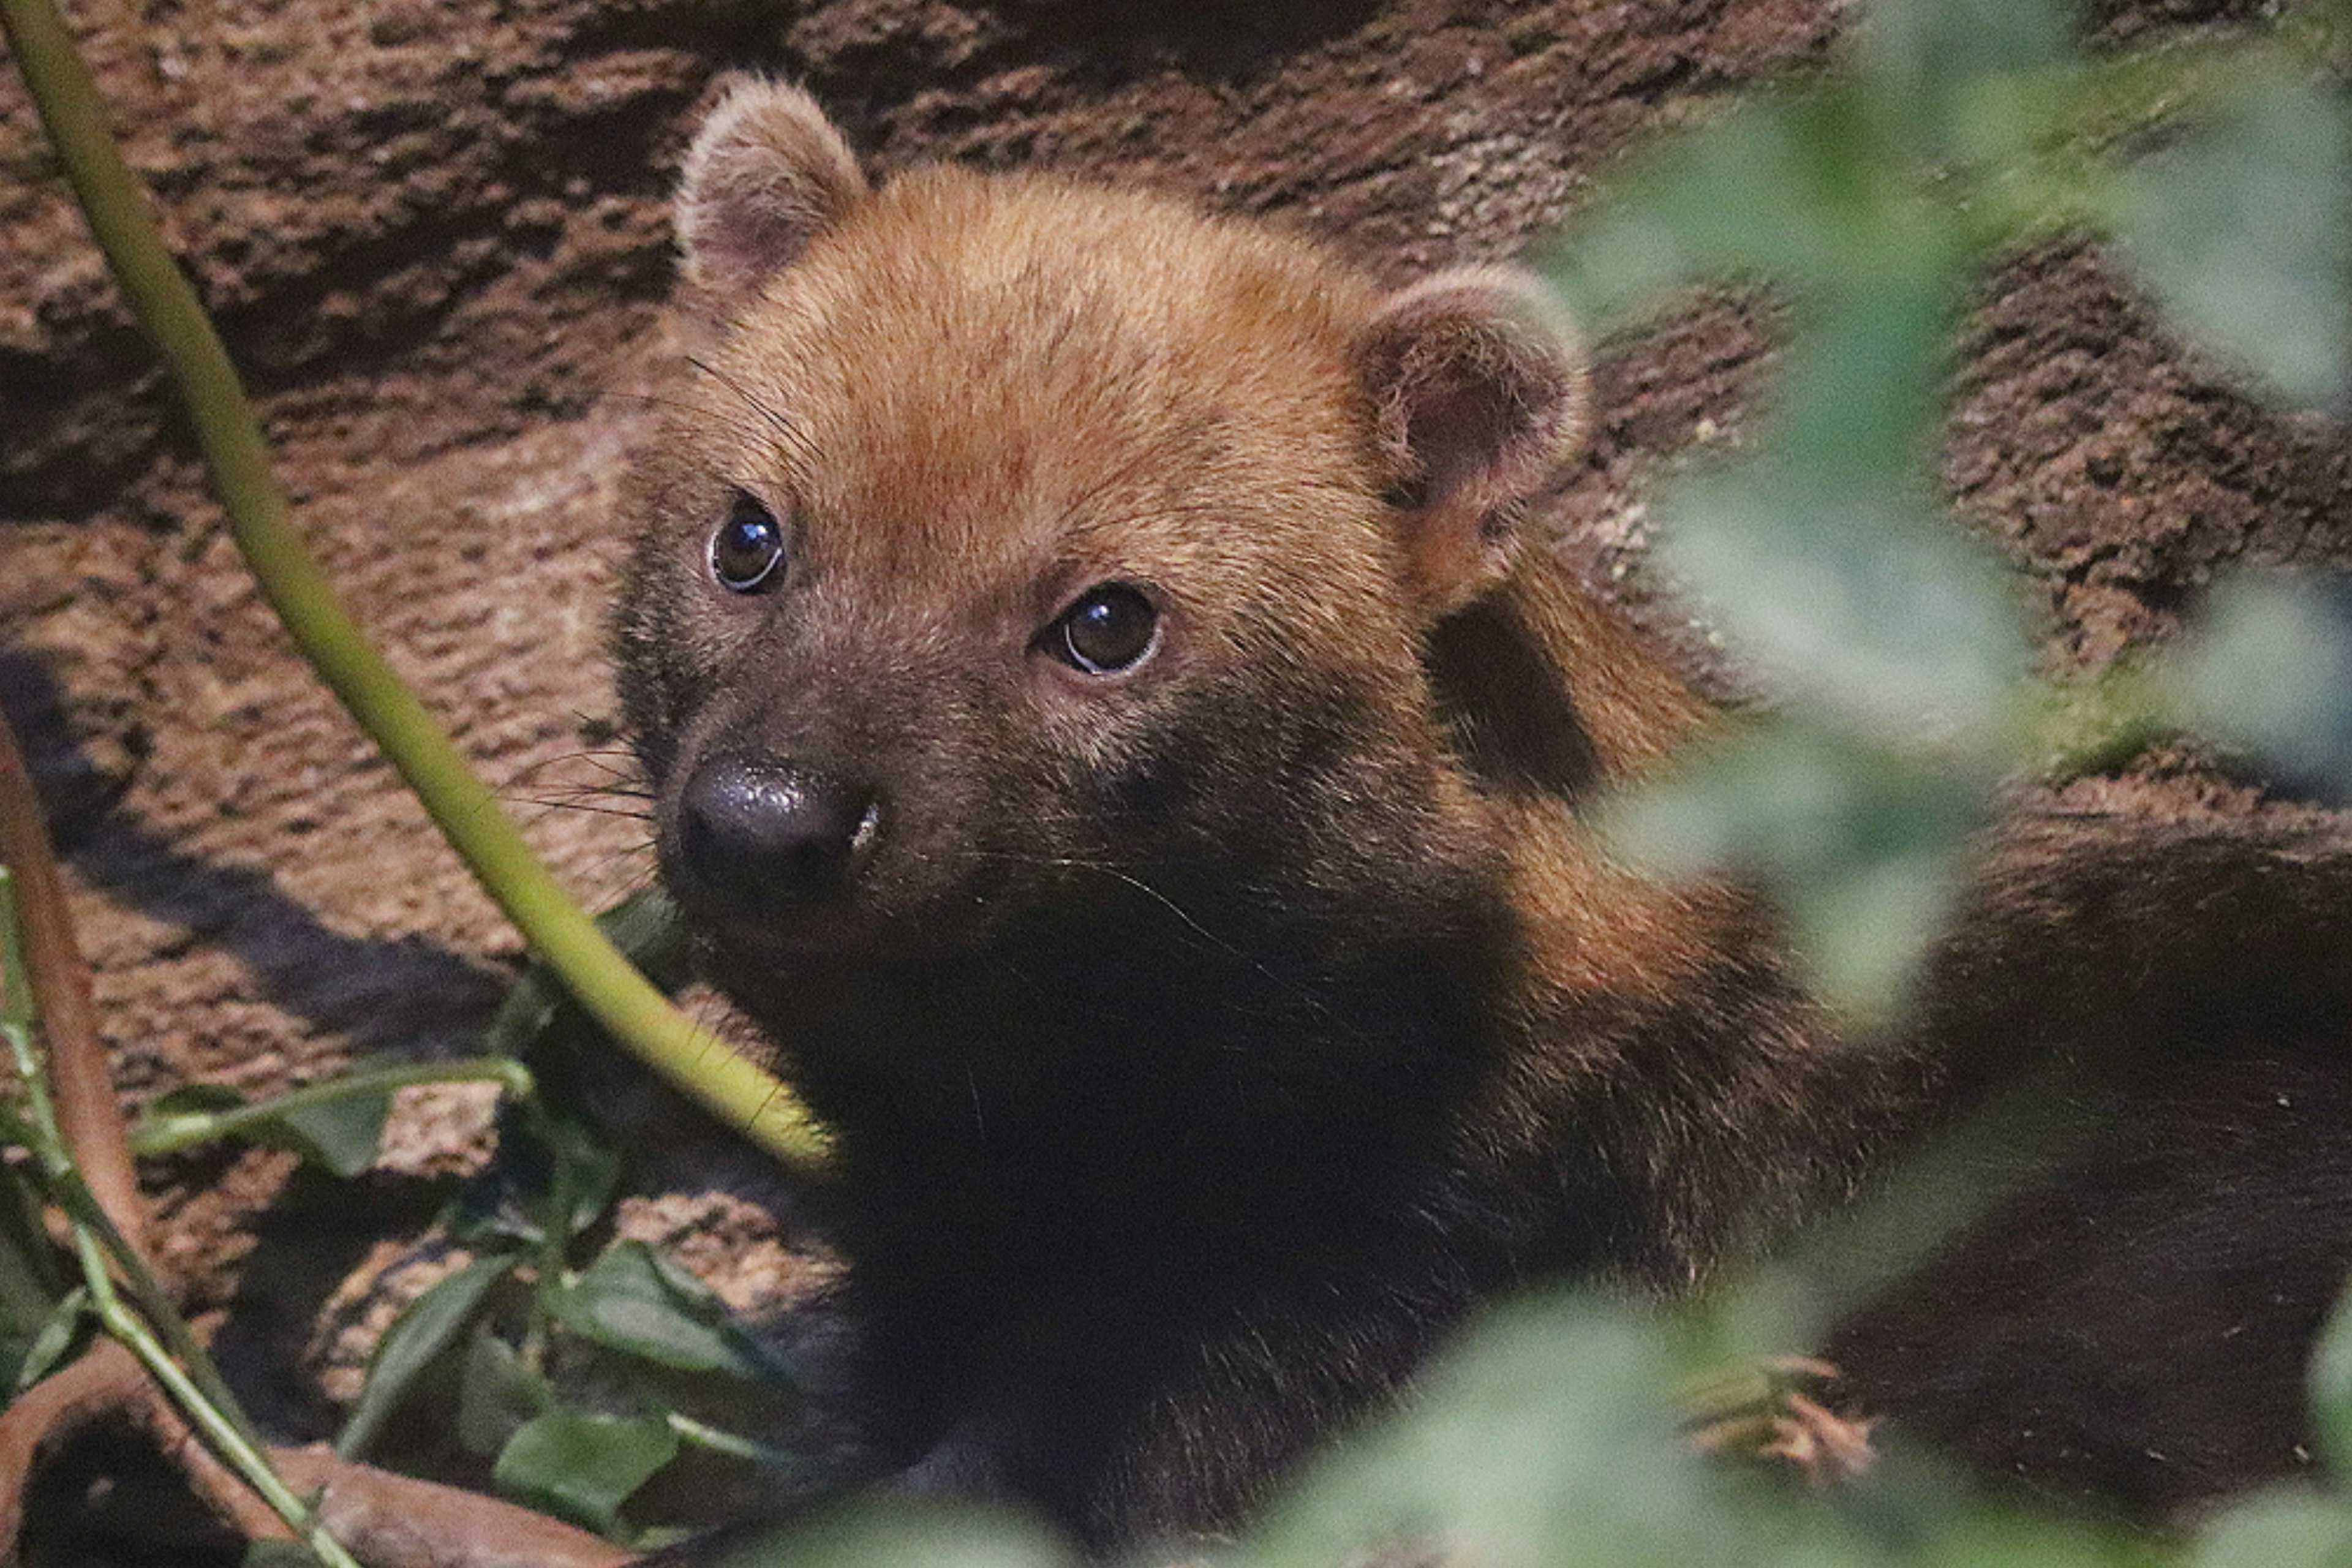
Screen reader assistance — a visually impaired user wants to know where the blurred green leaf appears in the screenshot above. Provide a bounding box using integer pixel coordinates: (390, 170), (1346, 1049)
(494, 1404), (680, 1537)
(2109, 70), (2352, 410)
(1550, 95), (1892, 328)
(1858, 0), (2072, 164)
(334, 1254), (516, 1460)
(2163, 571), (2352, 796)
(134, 1080), (390, 1178)
(1604, 722), (1986, 1019)
(2309, 1272), (2352, 1476)
(0, 1163), (75, 1392)
(1774, 258), (1970, 486)
(2190, 1488), (2352, 1567)
(1650, 248), (2023, 744)
(709, 1502), (1078, 1568)
(1257, 1295), (1752, 1568)
(551, 1238), (786, 1381)
(456, 1323), (551, 1458)
(1659, 469), (2021, 737)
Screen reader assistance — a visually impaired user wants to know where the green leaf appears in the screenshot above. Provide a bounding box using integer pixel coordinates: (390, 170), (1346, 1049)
(133, 1079), (391, 1178)
(494, 1404), (680, 1537)
(450, 1096), (619, 1253)
(478, 888), (696, 1058)
(10, 1284), (89, 1395)
(2310, 1272), (2352, 1476)
(0, 1163), (77, 1392)
(715, 1502), (1077, 1568)
(271, 1088), (394, 1178)
(334, 1254), (516, 1460)
(1604, 722), (1987, 1020)
(550, 1239), (785, 1381)
(2191, 1488), (2352, 1568)
(1646, 241), (2024, 747)
(2164, 571), (2352, 796)
(456, 1324), (551, 1457)
(1550, 95), (1885, 328)
(2109, 69), (2352, 410)
(514, 1098), (624, 1246)
(1657, 466), (2022, 740)
(1259, 1294), (1740, 1568)
(1858, 0), (2072, 164)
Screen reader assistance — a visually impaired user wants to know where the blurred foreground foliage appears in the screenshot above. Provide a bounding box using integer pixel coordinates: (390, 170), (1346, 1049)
(1560, 0), (2352, 1017)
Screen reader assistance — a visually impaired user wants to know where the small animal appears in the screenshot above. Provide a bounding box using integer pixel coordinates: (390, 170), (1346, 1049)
(612, 78), (2352, 1550)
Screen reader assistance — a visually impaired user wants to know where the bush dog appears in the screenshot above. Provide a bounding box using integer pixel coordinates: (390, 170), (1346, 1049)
(612, 79), (2352, 1550)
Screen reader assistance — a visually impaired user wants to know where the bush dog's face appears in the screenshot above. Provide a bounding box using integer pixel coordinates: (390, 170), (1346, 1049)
(615, 81), (1585, 968)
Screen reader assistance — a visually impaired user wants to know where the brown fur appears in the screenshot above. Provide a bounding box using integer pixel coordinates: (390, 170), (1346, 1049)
(612, 81), (2352, 1551)
(614, 78), (1897, 1548)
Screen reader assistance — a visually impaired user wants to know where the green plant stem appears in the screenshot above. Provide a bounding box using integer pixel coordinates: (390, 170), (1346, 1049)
(127, 1057), (537, 1158)
(0, 0), (824, 1166)
(2, 872), (247, 1425)
(1, 875), (358, 1568)
(665, 1411), (821, 1471)
(70, 1228), (363, 1568)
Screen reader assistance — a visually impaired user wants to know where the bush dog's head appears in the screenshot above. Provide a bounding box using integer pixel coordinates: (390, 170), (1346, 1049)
(615, 80), (1590, 969)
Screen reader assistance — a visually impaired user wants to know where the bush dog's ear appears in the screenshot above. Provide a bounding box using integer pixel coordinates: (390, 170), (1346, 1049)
(1352, 268), (1588, 617)
(677, 78), (869, 311)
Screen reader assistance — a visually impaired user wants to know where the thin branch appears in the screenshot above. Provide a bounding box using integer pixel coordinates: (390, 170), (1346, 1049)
(0, 881), (362, 1567)
(0, 703), (149, 1269)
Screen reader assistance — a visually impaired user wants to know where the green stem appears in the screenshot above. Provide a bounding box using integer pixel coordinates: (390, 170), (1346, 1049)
(1, 875), (355, 1567)
(47, 1171), (258, 1441)
(72, 1229), (364, 1568)
(664, 1410), (827, 1476)
(128, 1057), (536, 1158)
(1, 879), (243, 1420)
(0, 0), (824, 1166)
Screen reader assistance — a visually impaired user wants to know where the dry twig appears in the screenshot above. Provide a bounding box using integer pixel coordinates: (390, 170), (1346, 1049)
(0, 707), (148, 1267)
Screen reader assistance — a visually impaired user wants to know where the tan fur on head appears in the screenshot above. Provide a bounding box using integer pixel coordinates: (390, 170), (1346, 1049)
(1352, 266), (1588, 617)
(677, 78), (869, 311)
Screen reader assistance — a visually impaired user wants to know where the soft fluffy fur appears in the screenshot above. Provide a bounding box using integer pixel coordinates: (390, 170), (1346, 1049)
(613, 80), (2352, 1549)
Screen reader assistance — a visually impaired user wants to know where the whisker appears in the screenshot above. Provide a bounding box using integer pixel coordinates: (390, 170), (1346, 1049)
(884, 840), (1373, 1049)
(502, 748), (646, 790)
(514, 797), (657, 823)
(688, 354), (821, 469)
(601, 385), (781, 456)
(572, 755), (650, 786)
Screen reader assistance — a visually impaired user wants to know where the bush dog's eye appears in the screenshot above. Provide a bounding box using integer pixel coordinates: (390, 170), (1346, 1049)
(1050, 584), (1159, 675)
(709, 490), (786, 592)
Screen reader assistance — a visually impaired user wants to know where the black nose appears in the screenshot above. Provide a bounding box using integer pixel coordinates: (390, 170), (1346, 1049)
(674, 752), (881, 910)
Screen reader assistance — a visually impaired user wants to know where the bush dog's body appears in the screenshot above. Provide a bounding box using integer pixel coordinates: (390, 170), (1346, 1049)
(613, 81), (2348, 1547)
